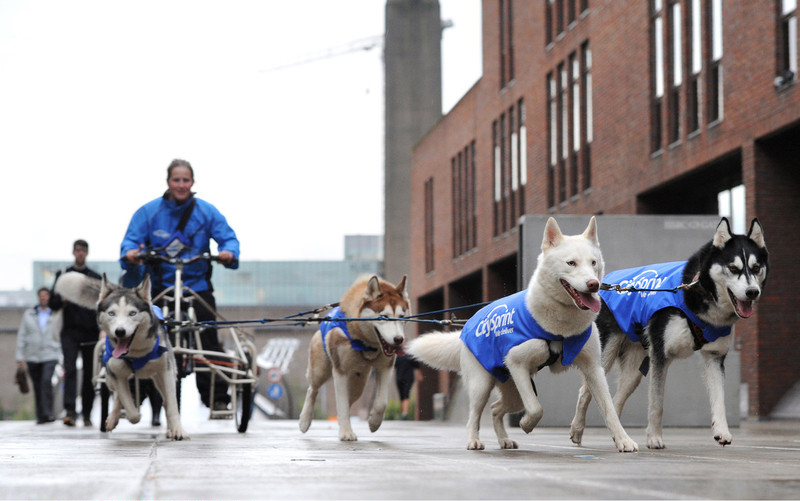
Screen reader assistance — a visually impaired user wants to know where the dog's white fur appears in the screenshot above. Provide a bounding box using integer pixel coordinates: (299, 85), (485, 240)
(55, 272), (187, 440)
(298, 275), (410, 441)
(408, 218), (638, 452)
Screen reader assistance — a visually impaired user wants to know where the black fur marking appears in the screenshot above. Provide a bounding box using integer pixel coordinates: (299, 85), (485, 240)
(645, 309), (675, 373)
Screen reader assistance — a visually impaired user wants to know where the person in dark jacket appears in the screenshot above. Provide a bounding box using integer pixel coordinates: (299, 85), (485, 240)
(120, 159), (240, 411)
(49, 239), (101, 427)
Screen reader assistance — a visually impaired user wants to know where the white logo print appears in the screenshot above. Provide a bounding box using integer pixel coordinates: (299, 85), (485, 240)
(619, 269), (666, 298)
(475, 304), (516, 338)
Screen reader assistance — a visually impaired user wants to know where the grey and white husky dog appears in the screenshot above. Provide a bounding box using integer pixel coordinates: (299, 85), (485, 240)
(569, 217), (768, 449)
(55, 272), (187, 440)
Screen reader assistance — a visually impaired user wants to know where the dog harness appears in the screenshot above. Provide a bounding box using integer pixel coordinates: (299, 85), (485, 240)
(103, 305), (169, 371)
(460, 290), (593, 383)
(599, 261), (732, 346)
(320, 306), (377, 356)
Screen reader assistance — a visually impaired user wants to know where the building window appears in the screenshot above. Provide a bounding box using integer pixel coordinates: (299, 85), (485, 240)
(687, 0), (702, 134)
(546, 0), (554, 45)
(569, 52), (580, 197)
(651, 0), (665, 152)
(452, 142), (477, 258)
(493, 101), (526, 235)
(547, 73), (557, 208)
(499, 0), (515, 89)
(424, 177), (435, 273)
(778, 0), (798, 86)
(517, 98), (527, 213)
(547, 46), (591, 208)
(718, 184), (745, 234)
(558, 62), (568, 203)
(667, 1), (682, 144)
(582, 42), (593, 191)
(707, 0), (723, 124)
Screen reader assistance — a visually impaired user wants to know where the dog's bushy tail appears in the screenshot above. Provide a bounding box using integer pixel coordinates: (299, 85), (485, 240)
(53, 271), (102, 310)
(406, 331), (462, 372)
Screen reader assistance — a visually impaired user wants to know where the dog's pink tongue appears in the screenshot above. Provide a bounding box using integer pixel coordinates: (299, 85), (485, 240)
(736, 299), (753, 318)
(112, 337), (132, 358)
(580, 292), (602, 313)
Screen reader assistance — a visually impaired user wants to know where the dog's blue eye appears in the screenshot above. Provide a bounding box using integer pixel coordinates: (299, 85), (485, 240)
(129, 311), (137, 317)
(567, 261), (576, 267)
(108, 311), (115, 317)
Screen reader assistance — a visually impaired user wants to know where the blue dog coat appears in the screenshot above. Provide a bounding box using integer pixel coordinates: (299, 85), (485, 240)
(320, 306), (377, 356)
(103, 305), (169, 371)
(460, 290), (593, 382)
(599, 261), (731, 344)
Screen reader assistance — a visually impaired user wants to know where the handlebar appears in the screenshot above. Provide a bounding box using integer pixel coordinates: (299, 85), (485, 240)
(137, 250), (231, 266)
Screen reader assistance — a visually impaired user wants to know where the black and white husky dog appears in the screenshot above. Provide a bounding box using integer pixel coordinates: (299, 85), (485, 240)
(55, 272), (187, 440)
(569, 217), (768, 449)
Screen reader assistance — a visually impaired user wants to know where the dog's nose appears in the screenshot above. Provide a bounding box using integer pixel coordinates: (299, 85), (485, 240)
(115, 328), (127, 337)
(393, 335), (404, 346)
(745, 287), (760, 300)
(586, 279), (599, 293)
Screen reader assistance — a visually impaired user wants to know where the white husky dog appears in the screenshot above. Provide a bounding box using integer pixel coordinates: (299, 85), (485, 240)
(407, 217), (637, 452)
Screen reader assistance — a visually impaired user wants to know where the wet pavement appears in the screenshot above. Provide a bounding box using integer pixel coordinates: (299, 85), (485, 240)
(2, 412), (800, 500)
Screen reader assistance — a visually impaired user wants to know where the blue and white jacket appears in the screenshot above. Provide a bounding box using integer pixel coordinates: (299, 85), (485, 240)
(120, 194), (240, 291)
(460, 291), (593, 382)
(599, 261), (731, 344)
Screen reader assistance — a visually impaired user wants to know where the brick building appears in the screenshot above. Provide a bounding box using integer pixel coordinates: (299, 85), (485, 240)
(410, 0), (800, 419)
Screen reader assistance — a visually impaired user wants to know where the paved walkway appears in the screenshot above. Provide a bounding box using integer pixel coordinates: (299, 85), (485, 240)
(2, 415), (799, 500)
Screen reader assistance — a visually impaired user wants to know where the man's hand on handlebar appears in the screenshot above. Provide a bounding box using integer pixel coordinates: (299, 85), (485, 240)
(218, 250), (234, 266)
(125, 244), (146, 264)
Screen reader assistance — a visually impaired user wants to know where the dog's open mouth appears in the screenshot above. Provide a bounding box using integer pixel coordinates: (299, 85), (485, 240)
(378, 335), (405, 357)
(561, 280), (602, 313)
(728, 289), (754, 319)
(112, 335), (133, 358)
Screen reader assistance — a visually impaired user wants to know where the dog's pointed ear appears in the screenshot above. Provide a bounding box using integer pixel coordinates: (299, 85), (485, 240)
(364, 275), (382, 301)
(136, 274), (152, 303)
(582, 216), (600, 247)
(747, 218), (766, 249)
(713, 217), (734, 249)
(99, 273), (113, 303)
(395, 275), (408, 295)
(542, 217), (564, 251)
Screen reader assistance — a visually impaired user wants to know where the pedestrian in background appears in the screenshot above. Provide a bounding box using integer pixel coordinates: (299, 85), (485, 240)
(394, 353), (422, 420)
(16, 288), (61, 424)
(49, 239), (102, 427)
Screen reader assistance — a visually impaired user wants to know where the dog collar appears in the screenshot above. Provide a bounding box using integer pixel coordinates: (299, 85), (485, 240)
(320, 306), (378, 356)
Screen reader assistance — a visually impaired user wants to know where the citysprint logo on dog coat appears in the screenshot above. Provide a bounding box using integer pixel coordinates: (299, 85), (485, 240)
(475, 303), (517, 338)
(461, 291), (592, 382)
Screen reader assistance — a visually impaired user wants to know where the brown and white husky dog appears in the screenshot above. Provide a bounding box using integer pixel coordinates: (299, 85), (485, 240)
(298, 275), (410, 441)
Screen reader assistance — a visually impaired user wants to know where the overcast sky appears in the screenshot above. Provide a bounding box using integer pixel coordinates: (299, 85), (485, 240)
(0, 0), (482, 291)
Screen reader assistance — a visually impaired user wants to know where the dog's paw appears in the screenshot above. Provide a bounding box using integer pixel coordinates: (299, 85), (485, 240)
(646, 435), (666, 449)
(105, 414), (119, 432)
(368, 412), (384, 433)
(467, 439), (485, 450)
(498, 438), (518, 449)
(713, 429), (732, 446)
(519, 410), (542, 434)
(298, 416), (311, 433)
(126, 410), (141, 424)
(615, 435), (639, 453)
(166, 427), (189, 441)
(569, 425), (584, 445)
(339, 431), (358, 442)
